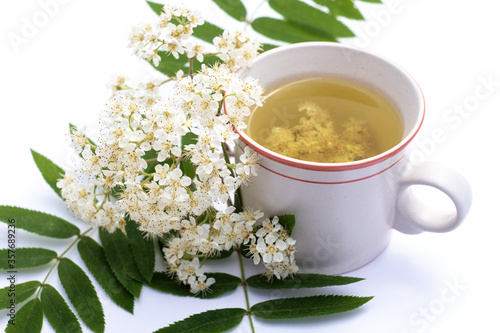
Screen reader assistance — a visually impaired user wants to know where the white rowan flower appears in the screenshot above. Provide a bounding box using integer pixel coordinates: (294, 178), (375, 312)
(236, 146), (260, 178)
(176, 257), (203, 284)
(161, 168), (191, 203)
(107, 75), (129, 92)
(186, 42), (205, 62)
(160, 39), (185, 59)
(189, 274), (215, 295)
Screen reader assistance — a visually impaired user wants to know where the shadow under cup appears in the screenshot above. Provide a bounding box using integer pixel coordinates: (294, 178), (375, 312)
(234, 42), (469, 275)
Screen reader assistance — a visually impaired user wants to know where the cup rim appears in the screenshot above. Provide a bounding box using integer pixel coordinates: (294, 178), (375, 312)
(232, 42), (425, 171)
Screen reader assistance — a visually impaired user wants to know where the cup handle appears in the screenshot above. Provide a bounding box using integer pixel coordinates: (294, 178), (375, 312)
(393, 161), (473, 234)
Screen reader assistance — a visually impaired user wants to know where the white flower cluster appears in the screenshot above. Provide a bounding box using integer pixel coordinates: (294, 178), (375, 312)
(57, 6), (298, 294)
(130, 7), (205, 66)
(129, 6), (260, 71)
(164, 209), (297, 293)
(249, 216), (298, 280)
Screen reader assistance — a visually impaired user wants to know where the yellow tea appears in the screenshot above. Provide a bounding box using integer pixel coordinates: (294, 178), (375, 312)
(246, 77), (403, 163)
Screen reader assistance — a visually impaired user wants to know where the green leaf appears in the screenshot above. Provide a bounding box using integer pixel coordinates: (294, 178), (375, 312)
(0, 206), (80, 239)
(357, 0), (382, 3)
(0, 281), (40, 310)
(212, 0), (247, 21)
(41, 284), (82, 333)
(246, 274), (363, 289)
(153, 52), (190, 77)
(5, 298), (43, 333)
(0, 248), (57, 270)
(262, 43), (279, 52)
(179, 132), (198, 179)
(58, 258), (105, 333)
(276, 214), (295, 233)
(31, 149), (64, 198)
(154, 308), (246, 333)
(125, 219), (155, 283)
(146, 0), (163, 15)
(269, 0), (354, 38)
(77, 236), (134, 314)
(99, 228), (143, 298)
(148, 272), (241, 299)
(252, 17), (337, 43)
(313, 0), (364, 20)
(192, 21), (224, 44)
(251, 295), (373, 319)
(181, 132), (198, 147)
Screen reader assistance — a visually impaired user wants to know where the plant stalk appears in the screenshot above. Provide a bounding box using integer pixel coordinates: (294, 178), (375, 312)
(237, 249), (255, 333)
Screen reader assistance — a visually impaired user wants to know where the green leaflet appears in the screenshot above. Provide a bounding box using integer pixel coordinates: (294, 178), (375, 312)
(180, 132), (198, 180)
(251, 295), (373, 319)
(269, 0), (354, 39)
(0, 281), (40, 310)
(148, 272), (241, 299)
(58, 258), (105, 333)
(211, 0), (247, 21)
(30, 149), (64, 198)
(125, 219), (155, 283)
(154, 308), (246, 333)
(261, 43), (279, 52)
(152, 52), (220, 78)
(99, 228), (143, 298)
(246, 274), (364, 289)
(192, 21), (224, 44)
(77, 236), (135, 314)
(0, 248), (57, 270)
(153, 51), (190, 77)
(0, 206), (80, 239)
(5, 298), (43, 333)
(358, 0), (382, 3)
(146, 0), (163, 15)
(276, 214), (295, 233)
(41, 284), (82, 333)
(251, 17), (337, 43)
(313, 0), (364, 20)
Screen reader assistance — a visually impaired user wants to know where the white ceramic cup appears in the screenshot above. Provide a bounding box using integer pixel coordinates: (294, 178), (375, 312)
(234, 42), (472, 275)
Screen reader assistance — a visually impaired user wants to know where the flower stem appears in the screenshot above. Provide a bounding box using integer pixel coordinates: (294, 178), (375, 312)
(237, 249), (255, 333)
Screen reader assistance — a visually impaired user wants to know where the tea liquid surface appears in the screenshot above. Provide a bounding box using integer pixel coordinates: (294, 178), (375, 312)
(246, 77), (403, 163)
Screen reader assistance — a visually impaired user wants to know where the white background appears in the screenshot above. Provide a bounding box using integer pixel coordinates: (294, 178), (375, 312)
(1, 0), (499, 332)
